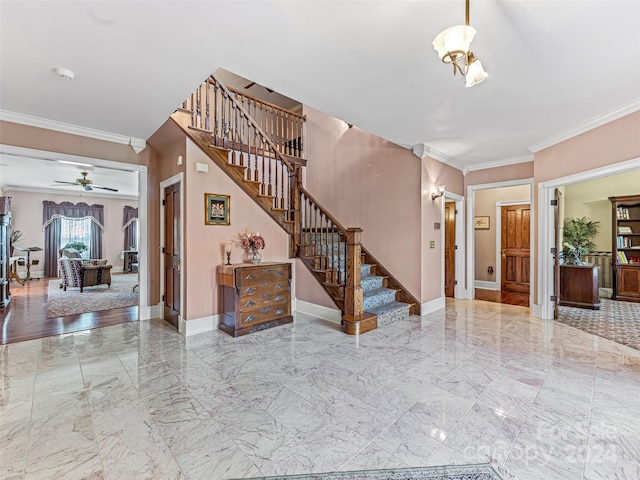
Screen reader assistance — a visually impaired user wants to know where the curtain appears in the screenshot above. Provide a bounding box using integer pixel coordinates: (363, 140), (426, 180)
(122, 206), (138, 251)
(42, 201), (104, 277)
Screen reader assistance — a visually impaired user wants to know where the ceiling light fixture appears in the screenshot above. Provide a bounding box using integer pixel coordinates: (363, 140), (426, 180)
(54, 67), (75, 80)
(432, 0), (488, 88)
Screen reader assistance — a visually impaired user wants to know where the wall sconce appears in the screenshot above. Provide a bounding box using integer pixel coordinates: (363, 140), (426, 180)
(432, 185), (446, 200)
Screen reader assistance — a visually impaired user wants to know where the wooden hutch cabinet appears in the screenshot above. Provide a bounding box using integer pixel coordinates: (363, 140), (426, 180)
(217, 262), (293, 336)
(610, 195), (640, 302)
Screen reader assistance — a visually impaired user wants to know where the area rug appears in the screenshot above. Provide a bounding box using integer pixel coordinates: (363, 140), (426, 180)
(240, 463), (511, 480)
(558, 298), (640, 351)
(47, 274), (138, 318)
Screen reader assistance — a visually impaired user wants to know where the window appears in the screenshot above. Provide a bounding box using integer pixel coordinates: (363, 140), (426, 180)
(60, 217), (92, 259)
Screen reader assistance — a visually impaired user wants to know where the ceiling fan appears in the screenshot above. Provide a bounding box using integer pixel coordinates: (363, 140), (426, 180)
(52, 171), (119, 192)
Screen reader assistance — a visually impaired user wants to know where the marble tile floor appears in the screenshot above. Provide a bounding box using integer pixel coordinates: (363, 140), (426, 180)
(1, 299), (639, 480)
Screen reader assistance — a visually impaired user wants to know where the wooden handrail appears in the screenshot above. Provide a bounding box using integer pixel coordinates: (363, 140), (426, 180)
(210, 74), (296, 173)
(298, 185), (349, 235)
(226, 84), (305, 121)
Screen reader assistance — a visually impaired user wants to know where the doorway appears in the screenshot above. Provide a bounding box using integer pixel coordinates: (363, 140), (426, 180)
(467, 180), (534, 307)
(499, 203), (530, 306)
(444, 200), (456, 298)
(160, 174), (183, 331)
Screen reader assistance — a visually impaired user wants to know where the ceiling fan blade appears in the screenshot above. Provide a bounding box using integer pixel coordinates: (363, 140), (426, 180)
(92, 185), (119, 192)
(53, 180), (79, 185)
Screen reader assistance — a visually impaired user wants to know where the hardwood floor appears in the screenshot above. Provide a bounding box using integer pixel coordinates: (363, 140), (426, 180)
(475, 287), (530, 307)
(0, 278), (138, 345)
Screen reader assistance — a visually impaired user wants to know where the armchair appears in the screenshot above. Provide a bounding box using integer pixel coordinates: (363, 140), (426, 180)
(58, 250), (112, 292)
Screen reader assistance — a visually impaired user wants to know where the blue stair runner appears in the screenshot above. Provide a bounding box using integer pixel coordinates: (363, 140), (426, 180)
(310, 234), (411, 327)
(361, 263), (411, 326)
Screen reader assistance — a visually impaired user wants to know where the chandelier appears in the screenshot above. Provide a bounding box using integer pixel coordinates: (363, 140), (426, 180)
(432, 0), (488, 88)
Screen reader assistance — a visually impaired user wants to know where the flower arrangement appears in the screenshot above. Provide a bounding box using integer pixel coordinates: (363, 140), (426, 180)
(237, 231), (265, 253)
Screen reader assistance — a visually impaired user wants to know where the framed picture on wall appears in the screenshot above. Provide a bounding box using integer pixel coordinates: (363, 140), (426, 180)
(205, 193), (230, 225)
(474, 216), (490, 230)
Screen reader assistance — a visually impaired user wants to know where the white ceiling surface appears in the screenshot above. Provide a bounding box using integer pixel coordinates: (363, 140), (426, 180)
(1, 1), (639, 172)
(0, 153), (139, 198)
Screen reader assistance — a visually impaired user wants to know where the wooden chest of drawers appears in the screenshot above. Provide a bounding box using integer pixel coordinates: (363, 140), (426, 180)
(217, 263), (293, 337)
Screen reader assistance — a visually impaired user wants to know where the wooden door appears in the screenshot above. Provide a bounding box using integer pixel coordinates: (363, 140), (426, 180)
(553, 189), (562, 319)
(444, 202), (456, 298)
(501, 204), (530, 294)
(164, 183), (181, 328)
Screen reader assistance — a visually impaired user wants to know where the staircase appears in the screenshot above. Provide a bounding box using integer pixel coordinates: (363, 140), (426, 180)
(171, 74), (420, 334)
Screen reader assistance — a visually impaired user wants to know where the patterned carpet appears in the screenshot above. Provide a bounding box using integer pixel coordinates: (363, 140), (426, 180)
(242, 463), (508, 480)
(557, 298), (640, 350)
(47, 274), (138, 318)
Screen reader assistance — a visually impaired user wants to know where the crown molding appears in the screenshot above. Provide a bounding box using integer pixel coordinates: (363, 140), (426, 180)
(0, 110), (147, 153)
(463, 154), (534, 176)
(413, 143), (464, 171)
(528, 99), (640, 153)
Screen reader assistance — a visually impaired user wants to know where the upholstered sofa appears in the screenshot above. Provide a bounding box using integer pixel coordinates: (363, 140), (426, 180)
(58, 248), (112, 292)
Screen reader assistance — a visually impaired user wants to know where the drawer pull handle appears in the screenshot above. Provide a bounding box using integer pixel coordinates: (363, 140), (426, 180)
(245, 287), (256, 293)
(275, 283), (284, 288)
(244, 301), (256, 307)
(260, 307), (273, 313)
(261, 281), (270, 287)
(275, 295), (284, 301)
(276, 309), (285, 315)
(246, 315), (256, 322)
(246, 274), (256, 279)
(261, 294), (271, 299)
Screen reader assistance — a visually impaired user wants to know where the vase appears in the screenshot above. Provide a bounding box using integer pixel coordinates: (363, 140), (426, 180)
(247, 249), (262, 265)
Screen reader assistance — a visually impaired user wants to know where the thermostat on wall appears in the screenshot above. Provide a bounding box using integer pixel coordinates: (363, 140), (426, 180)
(195, 162), (209, 173)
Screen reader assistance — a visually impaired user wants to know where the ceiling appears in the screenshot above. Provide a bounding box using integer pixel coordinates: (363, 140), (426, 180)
(1, 0), (639, 182)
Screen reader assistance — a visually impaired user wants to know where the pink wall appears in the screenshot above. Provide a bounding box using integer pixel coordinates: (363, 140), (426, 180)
(300, 106), (464, 305)
(534, 112), (640, 183)
(5, 190), (138, 274)
(465, 162), (534, 188)
(183, 139), (292, 321)
(0, 121), (147, 167)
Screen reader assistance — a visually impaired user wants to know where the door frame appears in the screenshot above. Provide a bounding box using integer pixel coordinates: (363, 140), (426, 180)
(0, 144), (151, 318)
(160, 173), (184, 331)
(466, 178), (534, 307)
(495, 200), (531, 293)
(441, 192), (466, 298)
(538, 156), (640, 319)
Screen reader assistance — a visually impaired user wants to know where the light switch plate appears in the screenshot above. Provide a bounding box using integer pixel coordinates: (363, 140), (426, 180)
(430, 241), (435, 249)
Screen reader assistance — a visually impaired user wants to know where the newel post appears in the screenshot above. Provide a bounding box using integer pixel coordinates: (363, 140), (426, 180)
(290, 164), (302, 258)
(342, 228), (377, 335)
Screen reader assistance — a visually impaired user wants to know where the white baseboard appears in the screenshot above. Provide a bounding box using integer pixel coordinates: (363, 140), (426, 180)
(112, 267), (124, 274)
(139, 302), (162, 321)
(295, 299), (342, 322)
(532, 303), (542, 319)
(421, 296), (445, 315)
(181, 314), (221, 336)
(475, 281), (499, 290)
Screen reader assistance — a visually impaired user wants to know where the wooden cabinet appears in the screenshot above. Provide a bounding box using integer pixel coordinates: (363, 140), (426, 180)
(0, 212), (10, 308)
(217, 263), (293, 337)
(610, 195), (640, 302)
(559, 264), (600, 310)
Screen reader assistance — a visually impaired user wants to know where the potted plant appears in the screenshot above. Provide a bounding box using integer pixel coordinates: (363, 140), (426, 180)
(9, 228), (22, 256)
(559, 216), (601, 309)
(562, 216), (600, 265)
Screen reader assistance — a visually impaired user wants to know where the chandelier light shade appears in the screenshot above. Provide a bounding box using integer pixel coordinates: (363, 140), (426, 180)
(432, 25), (476, 63)
(432, 0), (487, 87)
